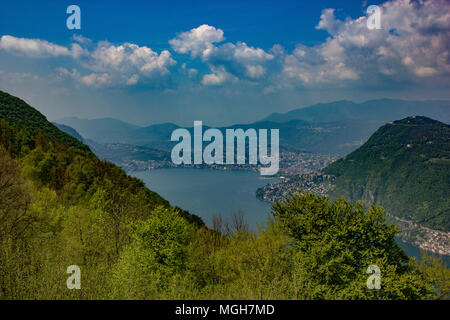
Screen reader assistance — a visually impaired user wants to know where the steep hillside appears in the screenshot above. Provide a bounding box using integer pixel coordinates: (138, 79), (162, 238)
(0, 91), (89, 152)
(0, 90), (202, 226)
(324, 116), (450, 231)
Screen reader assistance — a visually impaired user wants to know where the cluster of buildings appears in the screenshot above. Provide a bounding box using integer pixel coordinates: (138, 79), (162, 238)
(120, 159), (168, 172)
(118, 150), (339, 176)
(278, 152), (339, 176)
(387, 214), (450, 256)
(418, 230), (450, 256)
(256, 173), (336, 202)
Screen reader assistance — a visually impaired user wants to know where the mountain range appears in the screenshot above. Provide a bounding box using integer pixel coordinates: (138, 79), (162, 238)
(264, 99), (450, 124)
(57, 99), (449, 156)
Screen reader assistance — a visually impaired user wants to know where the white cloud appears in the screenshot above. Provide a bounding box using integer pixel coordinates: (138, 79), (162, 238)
(87, 41), (176, 76)
(1, 34), (176, 87)
(209, 41), (274, 65)
(169, 24), (224, 58)
(80, 73), (111, 87)
(245, 64), (266, 78)
(315, 8), (343, 35)
(0, 35), (84, 58)
(56, 67), (110, 88)
(282, 0), (450, 87)
(201, 66), (236, 86)
(75, 41), (176, 87)
(170, 25), (273, 84)
(2, 0), (449, 91)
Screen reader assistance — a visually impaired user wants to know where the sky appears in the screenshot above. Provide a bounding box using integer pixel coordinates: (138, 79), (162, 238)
(0, 0), (449, 126)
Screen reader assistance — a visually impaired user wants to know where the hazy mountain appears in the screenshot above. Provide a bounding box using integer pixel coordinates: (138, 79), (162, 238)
(57, 117), (141, 143)
(52, 121), (170, 167)
(323, 116), (450, 231)
(57, 116), (382, 155)
(57, 99), (450, 157)
(85, 139), (170, 164)
(52, 122), (84, 142)
(264, 99), (450, 124)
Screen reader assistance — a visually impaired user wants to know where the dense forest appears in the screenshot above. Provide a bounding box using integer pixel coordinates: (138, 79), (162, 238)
(0, 91), (448, 299)
(324, 116), (450, 231)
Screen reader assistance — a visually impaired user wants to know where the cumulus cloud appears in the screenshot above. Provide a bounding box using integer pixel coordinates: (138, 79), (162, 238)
(169, 24), (224, 58)
(2, 0), (449, 90)
(0, 35), (85, 58)
(282, 0), (450, 87)
(315, 8), (344, 35)
(56, 67), (112, 87)
(79, 73), (111, 87)
(2, 35), (176, 88)
(170, 25), (274, 84)
(201, 66), (237, 86)
(0, 34), (176, 87)
(81, 41), (176, 85)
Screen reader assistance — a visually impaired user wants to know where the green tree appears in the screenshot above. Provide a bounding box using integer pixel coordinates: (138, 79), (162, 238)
(110, 206), (194, 299)
(272, 192), (434, 299)
(419, 252), (450, 299)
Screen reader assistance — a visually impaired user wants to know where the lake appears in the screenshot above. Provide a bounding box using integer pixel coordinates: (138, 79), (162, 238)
(133, 168), (279, 229)
(132, 168), (449, 266)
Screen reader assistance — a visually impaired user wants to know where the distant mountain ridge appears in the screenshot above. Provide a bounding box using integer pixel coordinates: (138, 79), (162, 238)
(57, 117), (141, 143)
(323, 116), (450, 231)
(52, 122), (84, 142)
(264, 99), (450, 124)
(58, 117), (383, 155)
(57, 99), (450, 156)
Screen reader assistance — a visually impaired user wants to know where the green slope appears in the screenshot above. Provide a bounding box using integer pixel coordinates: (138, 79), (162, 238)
(0, 90), (203, 227)
(0, 91), (89, 152)
(323, 116), (450, 231)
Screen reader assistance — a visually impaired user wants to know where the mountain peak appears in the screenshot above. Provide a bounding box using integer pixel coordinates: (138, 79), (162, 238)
(392, 115), (442, 126)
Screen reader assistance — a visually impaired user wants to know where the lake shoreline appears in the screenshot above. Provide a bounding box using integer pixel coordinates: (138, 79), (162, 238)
(132, 167), (449, 267)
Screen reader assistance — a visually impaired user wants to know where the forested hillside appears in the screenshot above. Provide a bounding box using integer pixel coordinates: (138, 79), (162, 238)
(324, 116), (450, 231)
(0, 91), (447, 299)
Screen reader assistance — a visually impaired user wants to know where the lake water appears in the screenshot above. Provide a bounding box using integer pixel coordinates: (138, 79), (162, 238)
(133, 168), (279, 229)
(132, 168), (449, 266)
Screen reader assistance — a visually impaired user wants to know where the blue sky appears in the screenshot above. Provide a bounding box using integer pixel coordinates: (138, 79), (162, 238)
(0, 0), (448, 126)
(1, 1), (383, 49)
